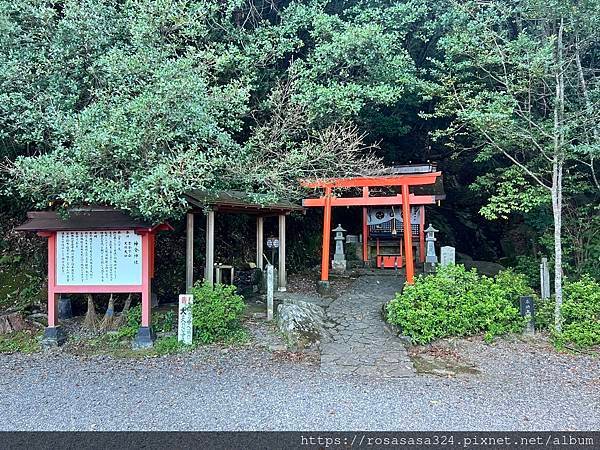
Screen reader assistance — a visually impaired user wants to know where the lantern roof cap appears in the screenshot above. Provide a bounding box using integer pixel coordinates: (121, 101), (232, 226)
(332, 224), (346, 232)
(425, 223), (439, 233)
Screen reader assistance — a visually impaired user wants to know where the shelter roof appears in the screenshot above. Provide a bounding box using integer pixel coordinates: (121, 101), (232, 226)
(185, 190), (304, 215)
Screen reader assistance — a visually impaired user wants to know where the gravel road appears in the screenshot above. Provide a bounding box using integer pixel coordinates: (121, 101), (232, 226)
(0, 336), (598, 431)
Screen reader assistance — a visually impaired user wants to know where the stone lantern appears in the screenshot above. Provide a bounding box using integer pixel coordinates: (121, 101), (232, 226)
(331, 224), (347, 273)
(424, 224), (438, 273)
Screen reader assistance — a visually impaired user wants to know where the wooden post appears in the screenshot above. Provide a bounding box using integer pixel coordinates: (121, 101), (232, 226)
(205, 210), (215, 285)
(47, 233), (58, 328)
(419, 205), (425, 263)
(401, 184), (415, 284)
(256, 216), (264, 270)
(141, 232), (152, 327)
(266, 264), (274, 320)
(185, 212), (194, 293)
(362, 187), (369, 262)
(321, 187), (333, 281)
(278, 214), (286, 291)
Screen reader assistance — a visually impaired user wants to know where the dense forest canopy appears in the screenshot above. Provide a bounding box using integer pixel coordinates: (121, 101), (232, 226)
(0, 0), (598, 294)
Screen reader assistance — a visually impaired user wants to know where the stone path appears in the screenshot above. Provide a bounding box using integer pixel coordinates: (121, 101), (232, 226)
(320, 275), (415, 377)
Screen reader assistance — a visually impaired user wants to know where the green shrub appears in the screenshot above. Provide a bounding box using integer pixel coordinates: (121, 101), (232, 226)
(117, 304), (142, 339)
(533, 297), (555, 330)
(190, 281), (246, 344)
(387, 265), (531, 344)
(117, 305), (176, 338)
(555, 276), (600, 349)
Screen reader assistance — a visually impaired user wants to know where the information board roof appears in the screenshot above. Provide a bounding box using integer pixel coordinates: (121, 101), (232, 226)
(15, 208), (154, 232)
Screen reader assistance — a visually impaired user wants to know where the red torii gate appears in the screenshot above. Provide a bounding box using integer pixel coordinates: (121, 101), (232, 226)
(301, 170), (442, 285)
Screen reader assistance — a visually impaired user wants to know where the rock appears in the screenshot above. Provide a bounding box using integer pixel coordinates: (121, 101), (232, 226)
(0, 312), (29, 334)
(277, 299), (328, 352)
(268, 344), (287, 352)
(463, 260), (506, 277)
(456, 252), (473, 262)
(27, 313), (48, 320)
(431, 368), (456, 377)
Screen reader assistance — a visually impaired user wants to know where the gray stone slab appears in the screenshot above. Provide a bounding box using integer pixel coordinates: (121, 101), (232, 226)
(319, 275), (415, 378)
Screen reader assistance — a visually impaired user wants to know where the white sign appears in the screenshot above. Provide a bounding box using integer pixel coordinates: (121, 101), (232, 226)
(440, 246), (456, 267)
(178, 294), (193, 345)
(56, 230), (142, 286)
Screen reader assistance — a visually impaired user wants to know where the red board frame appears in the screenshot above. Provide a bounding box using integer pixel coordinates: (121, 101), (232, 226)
(39, 225), (169, 330)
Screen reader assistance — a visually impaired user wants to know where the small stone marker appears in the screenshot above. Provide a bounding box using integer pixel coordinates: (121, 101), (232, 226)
(266, 264), (274, 321)
(519, 295), (535, 334)
(178, 294), (193, 345)
(440, 246), (455, 267)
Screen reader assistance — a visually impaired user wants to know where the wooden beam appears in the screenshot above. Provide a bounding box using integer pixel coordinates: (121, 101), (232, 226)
(302, 194), (436, 207)
(205, 210), (215, 285)
(256, 216), (264, 270)
(278, 214), (286, 291)
(321, 188), (333, 281)
(401, 185), (415, 284)
(185, 212), (194, 293)
(301, 172), (441, 188)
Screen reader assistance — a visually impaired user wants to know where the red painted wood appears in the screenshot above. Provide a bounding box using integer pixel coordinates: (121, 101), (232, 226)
(141, 232), (151, 327)
(53, 285), (143, 293)
(419, 205), (425, 263)
(302, 194), (436, 207)
(362, 188), (369, 262)
(321, 188), (332, 281)
(402, 185), (415, 284)
(301, 172), (441, 188)
(40, 227), (162, 332)
(47, 233), (57, 328)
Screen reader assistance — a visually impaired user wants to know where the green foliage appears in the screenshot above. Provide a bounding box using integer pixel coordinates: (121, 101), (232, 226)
(0, 330), (40, 353)
(0, 265), (43, 312)
(152, 335), (187, 355)
(116, 304), (142, 339)
(117, 304), (176, 338)
(534, 297), (555, 331)
(190, 281), (246, 344)
(2, 0), (442, 221)
(387, 265), (531, 344)
(554, 276), (600, 349)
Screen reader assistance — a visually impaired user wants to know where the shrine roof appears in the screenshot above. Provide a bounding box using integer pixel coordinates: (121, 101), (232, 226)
(185, 190), (304, 215)
(15, 207), (155, 232)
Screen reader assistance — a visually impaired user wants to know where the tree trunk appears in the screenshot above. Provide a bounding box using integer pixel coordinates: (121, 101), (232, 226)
(552, 162), (564, 332)
(552, 17), (565, 332)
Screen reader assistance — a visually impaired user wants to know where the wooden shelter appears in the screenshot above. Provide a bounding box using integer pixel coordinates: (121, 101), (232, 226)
(301, 164), (444, 287)
(184, 190), (304, 292)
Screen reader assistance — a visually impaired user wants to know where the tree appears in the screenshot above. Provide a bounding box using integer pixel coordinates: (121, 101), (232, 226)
(433, 0), (600, 330)
(2, 0), (436, 221)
